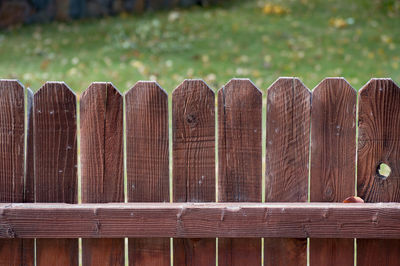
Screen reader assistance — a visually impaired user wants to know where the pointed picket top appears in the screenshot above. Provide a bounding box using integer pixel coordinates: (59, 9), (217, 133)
(126, 81), (167, 98)
(36, 81), (76, 97)
(268, 77), (310, 95)
(81, 82), (121, 100)
(313, 77), (356, 95)
(359, 78), (399, 96)
(0, 79), (25, 108)
(172, 79), (213, 97)
(125, 81), (168, 111)
(0, 79), (24, 91)
(221, 78), (262, 95)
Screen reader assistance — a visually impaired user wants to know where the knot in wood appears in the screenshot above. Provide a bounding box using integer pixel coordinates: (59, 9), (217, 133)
(186, 114), (197, 126)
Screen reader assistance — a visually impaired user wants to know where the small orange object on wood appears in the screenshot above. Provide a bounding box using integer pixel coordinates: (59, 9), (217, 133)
(343, 196), (364, 203)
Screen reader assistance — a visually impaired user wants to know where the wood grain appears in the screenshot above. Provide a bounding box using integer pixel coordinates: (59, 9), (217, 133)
(0, 80), (33, 266)
(310, 78), (356, 266)
(265, 78), (310, 266)
(218, 79), (262, 266)
(126, 81), (170, 265)
(2, 202), (400, 239)
(34, 82), (78, 266)
(357, 78), (400, 266)
(80, 82), (124, 266)
(172, 80), (215, 265)
(0, 80), (25, 203)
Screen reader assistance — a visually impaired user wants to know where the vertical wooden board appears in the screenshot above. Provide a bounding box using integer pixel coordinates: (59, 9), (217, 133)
(34, 82), (78, 266)
(126, 81), (170, 265)
(172, 80), (215, 265)
(264, 78), (310, 266)
(80, 82), (124, 266)
(0, 80), (24, 203)
(0, 80), (33, 266)
(309, 78), (356, 266)
(357, 78), (400, 266)
(218, 79), (262, 266)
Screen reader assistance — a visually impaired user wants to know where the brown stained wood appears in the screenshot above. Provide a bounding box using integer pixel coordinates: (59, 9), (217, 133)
(172, 80), (215, 265)
(218, 79), (262, 266)
(357, 79), (400, 266)
(2, 202), (400, 239)
(80, 83), (124, 266)
(265, 78), (310, 266)
(0, 80), (33, 266)
(81, 82), (124, 203)
(126, 81), (170, 266)
(34, 82), (78, 266)
(0, 80), (24, 203)
(82, 239), (124, 266)
(310, 78), (356, 266)
(126, 81), (169, 203)
(129, 238), (170, 266)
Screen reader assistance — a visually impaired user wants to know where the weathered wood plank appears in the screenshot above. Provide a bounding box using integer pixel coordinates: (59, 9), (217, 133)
(357, 78), (400, 266)
(218, 79), (262, 266)
(34, 82), (78, 266)
(0, 80), (33, 266)
(310, 78), (357, 266)
(265, 78), (310, 266)
(0, 80), (25, 203)
(172, 80), (216, 265)
(80, 82), (124, 266)
(126, 81), (170, 266)
(1, 202), (400, 239)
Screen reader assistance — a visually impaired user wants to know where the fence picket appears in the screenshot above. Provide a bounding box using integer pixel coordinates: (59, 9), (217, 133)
(34, 82), (78, 266)
(310, 78), (356, 266)
(218, 79), (262, 265)
(172, 80), (216, 265)
(265, 77), (310, 266)
(357, 78), (400, 266)
(80, 82), (124, 265)
(0, 80), (33, 265)
(126, 81), (170, 265)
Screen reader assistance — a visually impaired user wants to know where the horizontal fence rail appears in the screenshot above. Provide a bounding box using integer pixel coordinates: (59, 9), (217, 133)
(1, 203), (400, 239)
(1, 77), (400, 265)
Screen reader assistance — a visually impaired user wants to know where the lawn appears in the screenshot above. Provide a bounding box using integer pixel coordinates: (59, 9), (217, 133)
(0, 0), (399, 94)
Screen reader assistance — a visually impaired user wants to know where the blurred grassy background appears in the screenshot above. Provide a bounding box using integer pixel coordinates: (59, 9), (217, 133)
(0, 0), (399, 94)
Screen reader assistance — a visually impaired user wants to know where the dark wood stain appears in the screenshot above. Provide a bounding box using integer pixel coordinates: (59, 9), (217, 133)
(126, 81), (170, 265)
(310, 78), (356, 266)
(34, 82), (78, 266)
(3, 202), (400, 239)
(218, 79), (262, 265)
(265, 78), (310, 266)
(357, 78), (400, 266)
(172, 80), (216, 265)
(80, 82), (124, 265)
(0, 80), (33, 266)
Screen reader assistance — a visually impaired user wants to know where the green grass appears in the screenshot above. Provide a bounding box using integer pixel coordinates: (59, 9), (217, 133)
(0, 0), (399, 94)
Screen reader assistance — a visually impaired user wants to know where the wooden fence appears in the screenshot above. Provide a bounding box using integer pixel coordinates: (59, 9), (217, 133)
(0, 77), (399, 265)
